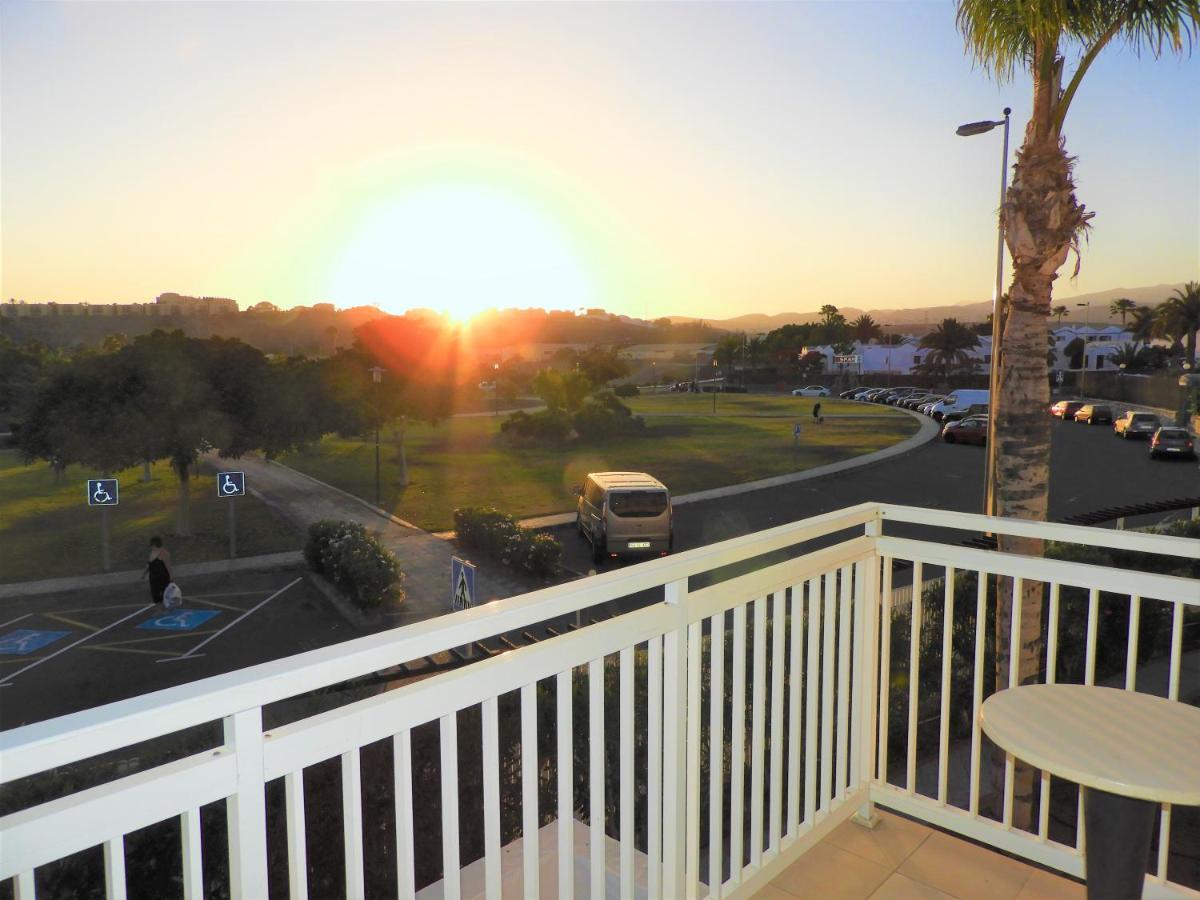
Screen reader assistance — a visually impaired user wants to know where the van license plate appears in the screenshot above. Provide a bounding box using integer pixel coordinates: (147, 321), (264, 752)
(628, 541), (651, 549)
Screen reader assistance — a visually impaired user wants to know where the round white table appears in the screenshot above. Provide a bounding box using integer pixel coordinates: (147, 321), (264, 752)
(981, 684), (1200, 900)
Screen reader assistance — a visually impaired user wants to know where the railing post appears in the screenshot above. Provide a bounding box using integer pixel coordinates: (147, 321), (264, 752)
(225, 708), (269, 899)
(662, 578), (689, 897)
(853, 516), (881, 830)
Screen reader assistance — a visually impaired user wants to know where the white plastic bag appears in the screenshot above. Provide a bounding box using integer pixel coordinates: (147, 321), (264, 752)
(163, 582), (183, 609)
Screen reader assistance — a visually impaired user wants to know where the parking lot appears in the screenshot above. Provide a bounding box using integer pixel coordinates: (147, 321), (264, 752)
(0, 566), (359, 729)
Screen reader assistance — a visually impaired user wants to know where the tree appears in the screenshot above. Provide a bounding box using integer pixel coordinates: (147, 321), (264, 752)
(712, 334), (743, 370)
(957, 0), (1199, 828)
(1129, 305), (1156, 350)
(1154, 282), (1200, 365)
(1063, 336), (1086, 370)
(917, 318), (981, 377)
(850, 314), (884, 344)
(816, 305), (848, 345)
(746, 336), (766, 372)
(575, 347), (630, 389)
(1109, 297), (1137, 325)
(1051, 305), (1068, 325)
(1110, 342), (1149, 371)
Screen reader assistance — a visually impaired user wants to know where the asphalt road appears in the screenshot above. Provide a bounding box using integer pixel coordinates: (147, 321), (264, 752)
(551, 415), (1199, 574)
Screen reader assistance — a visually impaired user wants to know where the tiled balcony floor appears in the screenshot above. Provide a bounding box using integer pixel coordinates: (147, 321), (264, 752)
(754, 808), (1085, 900)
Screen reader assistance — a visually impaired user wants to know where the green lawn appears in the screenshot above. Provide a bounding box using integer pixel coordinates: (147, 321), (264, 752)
(626, 394), (904, 417)
(0, 454), (300, 583)
(281, 409), (918, 532)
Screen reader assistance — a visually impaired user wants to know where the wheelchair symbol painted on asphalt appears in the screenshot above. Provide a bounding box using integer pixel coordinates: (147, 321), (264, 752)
(0, 629), (71, 655)
(87, 478), (119, 506)
(217, 471), (246, 498)
(138, 610), (221, 631)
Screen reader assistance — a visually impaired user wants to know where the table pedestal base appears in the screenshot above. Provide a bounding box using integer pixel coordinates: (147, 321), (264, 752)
(1083, 787), (1156, 900)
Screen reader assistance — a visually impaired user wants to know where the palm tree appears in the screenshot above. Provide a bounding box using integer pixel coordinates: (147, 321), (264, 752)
(1154, 282), (1200, 365)
(917, 318), (981, 377)
(1111, 342), (1147, 371)
(1051, 305), (1068, 325)
(958, 0), (1200, 830)
(1129, 305), (1156, 349)
(746, 336), (766, 372)
(850, 314), (884, 344)
(1109, 297), (1137, 325)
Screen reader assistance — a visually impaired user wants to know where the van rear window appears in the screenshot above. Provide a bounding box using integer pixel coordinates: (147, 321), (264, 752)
(610, 490), (668, 518)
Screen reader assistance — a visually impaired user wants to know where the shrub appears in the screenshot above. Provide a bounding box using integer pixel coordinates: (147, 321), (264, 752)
(573, 392), (644, 441)
(304, 519), (401, 609)
(454, 507), (563, 577)
(613, 383), (640, 397)
(499, 408), (572, 443)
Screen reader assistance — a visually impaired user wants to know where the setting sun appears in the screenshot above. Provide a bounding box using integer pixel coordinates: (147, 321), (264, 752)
(322, 181), (599, 321)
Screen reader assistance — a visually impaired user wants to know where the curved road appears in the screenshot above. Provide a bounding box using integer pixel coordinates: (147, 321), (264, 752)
(551, 416), (1199, 572)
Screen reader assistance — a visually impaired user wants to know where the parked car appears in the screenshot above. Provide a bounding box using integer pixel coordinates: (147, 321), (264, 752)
(1073, 403), (1113, 425)
(1113, 411), (1160, 439)
(848, 387), (875, 400)
(1050, 399), (1084, 419)
(918, 397), (944, 415)
(792, 385), (830, 397)
(839, 388), (860, 399)
(884, 387), (920, 404)
(931, 389), (989, 422)
(942, 415), (987, 445)
(576, 472), (673, 563)
(1149, 427), (1196, 460)
(901, 393), (935, 409)
(942, 402), (989, 424)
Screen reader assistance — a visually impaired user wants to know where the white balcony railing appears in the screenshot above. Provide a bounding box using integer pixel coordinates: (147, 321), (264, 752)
(2, 503), (1198, 899)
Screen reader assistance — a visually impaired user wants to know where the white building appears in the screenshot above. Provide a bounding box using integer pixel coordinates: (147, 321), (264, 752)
(1050, 324), (1133, 371)
(802, 336), (992, 375)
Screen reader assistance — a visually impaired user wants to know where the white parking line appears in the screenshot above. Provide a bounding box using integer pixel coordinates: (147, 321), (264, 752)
(0, 613), (33, 631)
(0, 605), (154, 687)
(158, 577), (303, 663)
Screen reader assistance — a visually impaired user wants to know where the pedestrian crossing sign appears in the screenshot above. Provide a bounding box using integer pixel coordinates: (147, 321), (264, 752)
(451, 556), (477, 611)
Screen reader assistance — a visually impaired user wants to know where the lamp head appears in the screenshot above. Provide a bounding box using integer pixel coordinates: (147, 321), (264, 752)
(956, 120), (997, 137)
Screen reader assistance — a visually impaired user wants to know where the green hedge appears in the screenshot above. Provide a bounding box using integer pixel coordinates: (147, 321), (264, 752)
(453, 506), (562, 577)
(304, 520), (402, 609)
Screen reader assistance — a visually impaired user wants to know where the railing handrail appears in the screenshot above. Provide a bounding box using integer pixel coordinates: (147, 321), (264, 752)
(0, 502), (881, 783)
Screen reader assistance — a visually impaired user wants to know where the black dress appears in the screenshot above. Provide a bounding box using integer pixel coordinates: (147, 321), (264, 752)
(148, 557), (171, 604)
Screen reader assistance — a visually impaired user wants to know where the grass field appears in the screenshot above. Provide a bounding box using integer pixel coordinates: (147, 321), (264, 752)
(0, 453), (300, 582)
(626, 394), (902, 417)
(281, 404), (918, 531)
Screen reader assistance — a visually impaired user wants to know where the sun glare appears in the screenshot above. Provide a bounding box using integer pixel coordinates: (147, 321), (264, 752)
(324, 182), (598, 321)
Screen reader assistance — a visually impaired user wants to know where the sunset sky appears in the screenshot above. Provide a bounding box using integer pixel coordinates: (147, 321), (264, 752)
(2, 1), (1196, 321)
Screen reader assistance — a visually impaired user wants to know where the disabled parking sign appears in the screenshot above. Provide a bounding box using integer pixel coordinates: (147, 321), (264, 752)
(138, 610), (221, 631)
(87, 478), (119, 506)
(217, 471), (246, 498)
(0, 629), (70, 655)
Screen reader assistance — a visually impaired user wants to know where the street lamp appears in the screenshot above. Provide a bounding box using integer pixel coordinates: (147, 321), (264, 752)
(1076, 302), (1091, 398)
(957, 107), (1011, 518)
(492, 362), (500, 416)
(369, 366), (385, 507)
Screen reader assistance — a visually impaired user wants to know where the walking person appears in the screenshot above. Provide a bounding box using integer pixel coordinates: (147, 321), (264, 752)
(145, 536), (172, 606)
(812, 401), (823, 424)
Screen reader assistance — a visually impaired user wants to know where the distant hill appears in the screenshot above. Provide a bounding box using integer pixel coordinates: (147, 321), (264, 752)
(668, 282), (1187, 332)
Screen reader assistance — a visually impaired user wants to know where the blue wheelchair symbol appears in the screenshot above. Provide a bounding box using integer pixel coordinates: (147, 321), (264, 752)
(87, 478), (119, 506)
(0, 629), (70, 655)
(139, 610), (221, 631)
(217, 471), (246, 498)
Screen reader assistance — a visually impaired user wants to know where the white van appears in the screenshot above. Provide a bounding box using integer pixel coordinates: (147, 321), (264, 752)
(576, 472), (673, 564)
(931, 389), (989, 422)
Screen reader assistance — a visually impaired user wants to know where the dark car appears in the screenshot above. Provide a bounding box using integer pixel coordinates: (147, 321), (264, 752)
(1050, 399), (1084, 419)
(839, 388), (860, 399)
(1113, 411), (1160, 439)
(1149, 427), (1196, 460)
(1073, 403), (1113, 425)
(942, 415), (987, 445)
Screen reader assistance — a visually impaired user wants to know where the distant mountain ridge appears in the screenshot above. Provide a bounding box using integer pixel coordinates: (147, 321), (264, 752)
(668, 282), (1187, 332)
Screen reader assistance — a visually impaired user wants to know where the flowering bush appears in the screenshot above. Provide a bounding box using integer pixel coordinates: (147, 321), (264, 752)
(304, 520), (402, 609)
(454, 506), (562, 577)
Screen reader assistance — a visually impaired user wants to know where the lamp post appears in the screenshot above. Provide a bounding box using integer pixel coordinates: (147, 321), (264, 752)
(957, 107), (1011, 517)
(1076, 302), (1091, 398)
(369, 366), (385, 507)
(493, 362), (500, 416)
(1179, 362), (1195, 427)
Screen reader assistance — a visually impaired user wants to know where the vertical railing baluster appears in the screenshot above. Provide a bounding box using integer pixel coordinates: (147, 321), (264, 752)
(648, 639), (663, 900)
(786, 583), (804, 838)
(662, 579), (689, 899)
(1003, 578), (1024, 830)
(225, 707), (269, 899)
(820, 573), (836, 816)
(804, 579), (820, 828)
(769, 591), (786, 852)
(877, 559), (893, 784)
(283, 774), (307, 900)
(1038, 585), (1060, 842)
(750, 597), (767, 867)
(708, 614), (726, 899)
(729, 603), (747, 886)
(1125, 595), (1141, 692)
(439, 714), (461, 900)
(620, 648), (635, 900)
(520, 685), (539, 900)
(182, 807), (204, 900)
(969, 571), (987, 816)
(104, 836), (126, 900)
(1157, 600), (1185, 881)
(589, 658), (605, 900)
(905, 562), (923, 795)
(937, 567), (955, 806)
(394, 729), (416, 900)
(836, 567), (852, 803)
(15, 871), (36, 900)
(342, 749), (364, 900)
(482, 697), (502, 899)
(557, 668), (575, 900)
(686, 621), (703, 900)
(1084, 588), (1100, 685)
